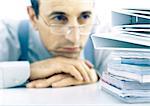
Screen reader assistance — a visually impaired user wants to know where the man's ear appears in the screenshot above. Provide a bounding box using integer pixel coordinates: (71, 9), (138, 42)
(27, 6), (38, 30)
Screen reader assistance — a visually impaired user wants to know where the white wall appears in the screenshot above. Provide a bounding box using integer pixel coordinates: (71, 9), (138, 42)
(0, 0), (30, 20)
(95, 0), (150, 26)
(0, 0), (150, 21)
(96, 0), (150, 9)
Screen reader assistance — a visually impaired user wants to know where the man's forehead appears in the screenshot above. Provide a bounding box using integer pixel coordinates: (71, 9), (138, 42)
(40, 0), (94, 15)
(39, 0), (94, 6)
(40, 0), (94, 3)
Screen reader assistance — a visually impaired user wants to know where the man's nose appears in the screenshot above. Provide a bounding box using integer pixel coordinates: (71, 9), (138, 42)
(65, 26), (80, 45)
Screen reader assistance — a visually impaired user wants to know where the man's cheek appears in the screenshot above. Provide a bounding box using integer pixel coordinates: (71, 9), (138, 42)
(46, 37), (62, 50)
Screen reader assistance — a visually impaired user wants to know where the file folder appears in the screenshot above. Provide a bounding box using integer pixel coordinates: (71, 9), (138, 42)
(91, 34), (150, 51)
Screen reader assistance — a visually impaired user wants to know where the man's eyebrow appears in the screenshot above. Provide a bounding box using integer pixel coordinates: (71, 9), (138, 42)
(80, 11), (92, 15)
(48, 11), (66, 17)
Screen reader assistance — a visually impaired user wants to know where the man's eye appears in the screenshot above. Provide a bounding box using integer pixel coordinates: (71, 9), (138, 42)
(79, 14), (91, 24)
(53, 15), (68, 23)
(80, 14), (90, 20)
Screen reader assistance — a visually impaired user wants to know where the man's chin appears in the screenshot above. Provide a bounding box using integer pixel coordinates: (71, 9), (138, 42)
(52, 52), (81, 59)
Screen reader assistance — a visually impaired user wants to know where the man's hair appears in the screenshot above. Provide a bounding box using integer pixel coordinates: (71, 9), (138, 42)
(30, 0), (39, 17)
(30, 0), (95, 17)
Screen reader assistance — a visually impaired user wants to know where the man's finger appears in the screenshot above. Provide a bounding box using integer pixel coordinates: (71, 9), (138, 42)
(31, 62), (83, 81)
(52, 77), (85, 88)
(26, 79), (47, 88)
(84, 60), (94, 69)
(73, 63), (90, 82)
(88, 68), (98, 82)
(39, 74), (70, 88)
(58, 64), (83, 81)
(82, 62), (98, 82)
(26, 74), (70, 88)
(56, 58), (90, 82)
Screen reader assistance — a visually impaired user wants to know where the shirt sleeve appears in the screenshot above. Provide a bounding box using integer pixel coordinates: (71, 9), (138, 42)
(0, 61), (30, 88)
(0, 20), (30, 88)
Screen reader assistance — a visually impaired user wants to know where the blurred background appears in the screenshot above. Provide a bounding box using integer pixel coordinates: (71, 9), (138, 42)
(0, 0), (150, 25)
(0, 0), (29, 20)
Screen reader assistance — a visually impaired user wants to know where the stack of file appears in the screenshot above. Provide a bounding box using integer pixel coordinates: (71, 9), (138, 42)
(91, 8), (150, 103)
(101, 51), (150, 103)
(111, 8), (150, 45)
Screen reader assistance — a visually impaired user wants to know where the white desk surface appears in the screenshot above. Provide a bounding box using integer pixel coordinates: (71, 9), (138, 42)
(0, 81), (150, 106)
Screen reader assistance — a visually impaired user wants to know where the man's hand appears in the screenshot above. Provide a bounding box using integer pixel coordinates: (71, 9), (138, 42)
(26, 69), (98, 88)
(52, 68), (98, 87)
(30, 57), (95, 82)
(27, 57), (98, 88)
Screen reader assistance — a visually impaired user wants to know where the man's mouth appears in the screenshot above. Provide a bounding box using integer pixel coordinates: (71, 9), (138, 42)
(56, 47), (81, 53)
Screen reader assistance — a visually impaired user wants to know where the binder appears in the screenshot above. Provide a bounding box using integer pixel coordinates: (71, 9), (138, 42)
(102, 72), (150, 90)
(92, 8), (150, 51)
(91, 34), (150, 51)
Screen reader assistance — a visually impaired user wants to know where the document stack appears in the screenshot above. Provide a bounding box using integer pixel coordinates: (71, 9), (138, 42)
(101, 51), (150, 103)
(111, 8), (150, 46)
(91, 8), (150, 103)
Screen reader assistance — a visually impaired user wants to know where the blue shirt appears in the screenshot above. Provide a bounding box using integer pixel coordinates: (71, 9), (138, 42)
(0, 19), (110, 88)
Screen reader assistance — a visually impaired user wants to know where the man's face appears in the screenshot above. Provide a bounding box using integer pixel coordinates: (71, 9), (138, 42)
(31, 0), (94, 58)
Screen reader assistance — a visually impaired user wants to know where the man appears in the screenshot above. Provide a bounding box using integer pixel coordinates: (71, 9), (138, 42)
(0, 0), (99, 88)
